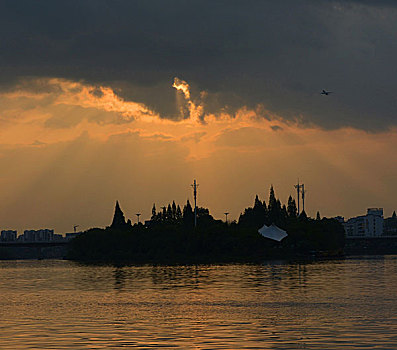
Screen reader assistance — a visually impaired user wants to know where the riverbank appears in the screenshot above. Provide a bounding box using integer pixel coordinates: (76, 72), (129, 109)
(66, 219), (346, 264)
(1, 236), (396, 261)
(345, 236), (397, 255)
(0, 243), (67, 260)
(0, 235), (397, 264)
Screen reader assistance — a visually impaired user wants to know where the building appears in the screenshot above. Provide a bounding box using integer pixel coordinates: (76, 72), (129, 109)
(65, 232), (81, 240)
(344, 208), (384, 237)
(22, 229), (54, 242)
(53, 233), (64, 241)
(1, 230), (17, 242)
(384, 211), (397, 236)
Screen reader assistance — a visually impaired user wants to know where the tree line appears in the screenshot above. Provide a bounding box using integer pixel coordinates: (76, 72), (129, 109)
(147, 185), (310, 230)
(68, 185), (345, 263)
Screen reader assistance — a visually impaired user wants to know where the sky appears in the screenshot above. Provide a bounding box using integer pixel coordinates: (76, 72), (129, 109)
(0, 0), (396, 233)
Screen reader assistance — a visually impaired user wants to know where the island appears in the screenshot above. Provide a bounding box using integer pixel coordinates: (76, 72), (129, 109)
(68, 186), (345, 264)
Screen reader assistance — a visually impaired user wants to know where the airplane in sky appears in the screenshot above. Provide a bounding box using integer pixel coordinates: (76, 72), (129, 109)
(321, 90), (333, 95)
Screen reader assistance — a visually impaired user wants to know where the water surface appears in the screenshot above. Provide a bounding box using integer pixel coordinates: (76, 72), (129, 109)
(1, 257), (396, 349)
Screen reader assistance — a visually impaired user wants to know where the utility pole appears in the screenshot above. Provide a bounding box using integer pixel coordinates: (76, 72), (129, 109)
(191, 179), (199, 227)
(224, 212), (229, 224)
(301, 184), (306, 213)
(136, 213), (141, 224)
(294, 179), (301, 215)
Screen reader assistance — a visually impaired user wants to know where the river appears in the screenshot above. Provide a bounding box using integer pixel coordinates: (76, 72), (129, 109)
(0, 256), (396, 349)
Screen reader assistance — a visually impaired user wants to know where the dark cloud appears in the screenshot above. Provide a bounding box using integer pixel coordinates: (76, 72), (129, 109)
(331, 0), (397, 6)
(1, 0), (397, 130)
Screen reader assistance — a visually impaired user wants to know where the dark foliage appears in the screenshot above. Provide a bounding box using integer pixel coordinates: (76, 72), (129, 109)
(68, 187), (345, 263)
(68, 224), (278, 264)
(110, 201), (131, 229)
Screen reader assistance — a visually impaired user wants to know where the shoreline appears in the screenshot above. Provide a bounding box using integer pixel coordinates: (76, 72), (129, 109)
(1, 236), (396, 262)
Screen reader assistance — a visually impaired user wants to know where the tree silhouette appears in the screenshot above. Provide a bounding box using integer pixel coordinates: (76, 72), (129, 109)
(172, 201), (177, 220)
(176, 205), (182, 221)
(299, 210), (308, 221)
(70, 189), (347, 263)
(183, 200), (194, 227)
(268, 185), (276, 210)
(267, 185), (280, 225)
(280, 204), (288, 226)
(253, 195), (266, 227)
(254, 195), (261, 208)
(316, 211), (321, 220)
(110, 201), (129, 229)
(151, 203), (157, 221)
(262, 198), (267, 213)
(238, 192), (272, 228)
(167, 204), (172, 222)
(287, 195), (297, 218)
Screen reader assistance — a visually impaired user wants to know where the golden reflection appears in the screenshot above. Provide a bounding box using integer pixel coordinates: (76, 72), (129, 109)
(2, 260), (395, 348)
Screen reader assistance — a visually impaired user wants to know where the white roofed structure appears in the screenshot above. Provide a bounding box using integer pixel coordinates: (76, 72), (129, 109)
(258, 224), (288, 242)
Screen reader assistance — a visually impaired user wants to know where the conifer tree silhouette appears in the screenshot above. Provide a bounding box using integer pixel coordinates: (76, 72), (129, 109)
(172, 201), (177, 219)
(111, 201), (128, 229)
(287, 195), (297, 218)
(183, 200), (194, 227)
(176, 205), (182, 221)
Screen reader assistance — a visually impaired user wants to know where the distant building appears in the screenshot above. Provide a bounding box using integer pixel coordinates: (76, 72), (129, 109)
(65, 232), (82, 240)
(384, 211), (397, 236)
(22, 229), (54, 242)
(344, 208), (384, 237)
(1, 230), (17, 242)
(53, 233), (64, 241)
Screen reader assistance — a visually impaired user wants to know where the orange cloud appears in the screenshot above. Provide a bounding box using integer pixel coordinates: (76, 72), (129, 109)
(0, 77), (396, 233)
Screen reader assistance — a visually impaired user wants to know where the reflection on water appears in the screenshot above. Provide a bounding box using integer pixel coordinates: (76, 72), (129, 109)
(0, 257), (397, 349)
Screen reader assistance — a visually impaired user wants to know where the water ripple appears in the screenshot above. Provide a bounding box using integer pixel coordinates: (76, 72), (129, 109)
(0, 257), (396, 349)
